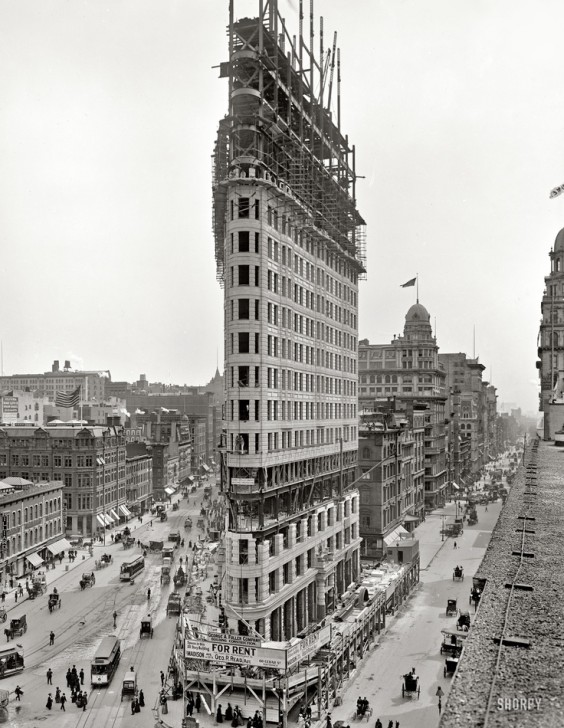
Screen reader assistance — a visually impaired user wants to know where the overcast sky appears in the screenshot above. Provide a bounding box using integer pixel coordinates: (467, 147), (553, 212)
(2, 0), (563, 414)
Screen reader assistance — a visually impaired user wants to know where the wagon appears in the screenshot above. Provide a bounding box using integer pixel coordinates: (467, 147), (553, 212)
(173, 567), (186, 587)
(444, 655), (459, 678)
(453, 566), (464, 581)
(161, 565), (171, 584)
(140, 616), (154, 639)
(80, 572), (96, 590)
(27, 582), (46, 599)
(457, 611), (471, 632)
(169, 531), (181, 544)
(401, 672), (420, 699)
(440, 629), (466, 656)
(167, 593), (182, 617)
(172, 503), (179, 511)
(184, 517), (192, 530)
(160, 511), (168, 522)
(121, 670), (137, 701)
(5, 615), (27, 641)
(48, 593), (61, 612)
(446, 598), (457, 617)
(197, 518), (205, 529)
(100, 553), (113, 564)
(123, 537), (136, 550)
(469, 586), (482, 610)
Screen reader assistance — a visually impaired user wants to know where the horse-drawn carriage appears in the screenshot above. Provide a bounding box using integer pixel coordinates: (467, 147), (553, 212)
(401, 672), (420, 699)
(166, 592), (182, 617)
(123, 536), (136, 549)
(453, 566), (464, 581)
(169, 531), (181, 544)
(197, 518), (205, 529)
(48, 593), (61, 613)
(446, 598), (458, 617)
(27, 581), (46, 599)
(159, 511), (168, 522)
(140, 616), (154, 639)
(184, 517), (192, 530)
(121, 670), (137, 701)
(172, 502), (179, 511)
(80, 572), (96, 590)
(469, 586), (482, 611)
(161, 565), (171, 585)
(457, 611), (471, 631)
(440, 629), (466, 656)
(173, 567), (186, 588)
(5, 615), (27, 641)
(444, 654), (459, 678)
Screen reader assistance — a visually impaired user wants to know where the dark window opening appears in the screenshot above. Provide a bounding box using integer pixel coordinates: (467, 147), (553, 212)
(238, 265), (250, 285)
(239, 299), (250, 319)
(238, 332), (250, 353)
(239, 231), (250, 252)
(238, 366), (249, 387)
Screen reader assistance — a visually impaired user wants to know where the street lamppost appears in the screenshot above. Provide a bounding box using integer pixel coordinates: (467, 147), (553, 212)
(441, 514), (446, 542)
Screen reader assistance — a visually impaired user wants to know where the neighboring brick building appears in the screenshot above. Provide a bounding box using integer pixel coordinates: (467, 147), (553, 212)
(125, 443), (153, 514)
(0, 423), (128, 538)
(358, 403), (425, 560)
(0, 481), (65, 581)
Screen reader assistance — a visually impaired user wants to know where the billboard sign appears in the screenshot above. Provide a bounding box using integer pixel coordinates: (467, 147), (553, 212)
(185, 638), (286, 669)
(286, 625), (331, 670)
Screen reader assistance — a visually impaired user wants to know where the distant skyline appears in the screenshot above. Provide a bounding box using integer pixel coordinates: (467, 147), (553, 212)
(2, 0), (564, 414)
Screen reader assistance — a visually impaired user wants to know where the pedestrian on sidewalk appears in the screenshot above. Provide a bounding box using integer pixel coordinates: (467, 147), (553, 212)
(14, 591), (18, 603)
(160, 670), (165, 686)
(49, 631), (55, 646)
(46, 693), (53, 710)
(139, 689), (145, 708)
(47, 668), (53, 684)
(79, 668), (84, 685)
(15, 686), (23, 701)
(113, 611), (118, 628)
(453, 541), (457, 549)
(438, 697), (442, 715)
(60, 693), (67, 711)
(55, 688), (61, 703)
(0, 592), (5, 603)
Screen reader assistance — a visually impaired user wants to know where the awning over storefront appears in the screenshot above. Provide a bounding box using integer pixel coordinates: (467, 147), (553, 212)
(403, 514), (419, 523)
(119, 505), (132, 517)
(110, 509), (119, 521)
(47, 538), (73, 555)
(186, 476), (194, 483)
(96, 514), (106, 527)
(451, 482), (460, 490)
(201, 463), (211, 472)
(26, 552), (44, 568)
(105, 512), (114, 524)
(383, 525), (409, 547)
(164, 487), (175, 496)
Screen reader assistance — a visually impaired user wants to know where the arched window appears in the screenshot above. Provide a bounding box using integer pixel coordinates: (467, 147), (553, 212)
(556, 258), (561, 272)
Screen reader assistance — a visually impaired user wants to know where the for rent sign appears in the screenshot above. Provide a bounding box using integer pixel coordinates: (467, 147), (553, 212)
(185, 638), (286, 670)
(286, 625), (331, 670)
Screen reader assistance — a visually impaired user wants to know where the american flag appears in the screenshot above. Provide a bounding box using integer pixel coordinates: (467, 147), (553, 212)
(55, 385), (81, 408)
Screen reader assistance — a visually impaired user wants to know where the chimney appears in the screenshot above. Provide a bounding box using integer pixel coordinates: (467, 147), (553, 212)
(52, 360), (60, 372)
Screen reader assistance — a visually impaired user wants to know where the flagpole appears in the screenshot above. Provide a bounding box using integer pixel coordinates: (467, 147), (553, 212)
(416, 273), (419, 304)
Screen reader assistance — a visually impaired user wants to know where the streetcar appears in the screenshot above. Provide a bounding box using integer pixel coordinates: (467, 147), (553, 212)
(0, 644), (24, 678)
(91, 635), (121, 686)
(119, 555), (145, 581)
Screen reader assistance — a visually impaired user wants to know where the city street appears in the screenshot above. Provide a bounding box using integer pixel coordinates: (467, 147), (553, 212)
(330, 498), (503, 728)
(1, 480), (217, 727)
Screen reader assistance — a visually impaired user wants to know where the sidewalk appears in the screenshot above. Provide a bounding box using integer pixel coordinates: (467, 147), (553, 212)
(415, 500), (462, 570)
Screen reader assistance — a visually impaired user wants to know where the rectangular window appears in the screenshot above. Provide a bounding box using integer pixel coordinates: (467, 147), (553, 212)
(238, 265), (250, 285)
(239, 299), (250, 319)
(255, 333), (260, 354)
(239, 231), (250, 252)
(238, 332), (250, 353)
(238, 197), (250, 218)
(255, 266), (260, 286)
